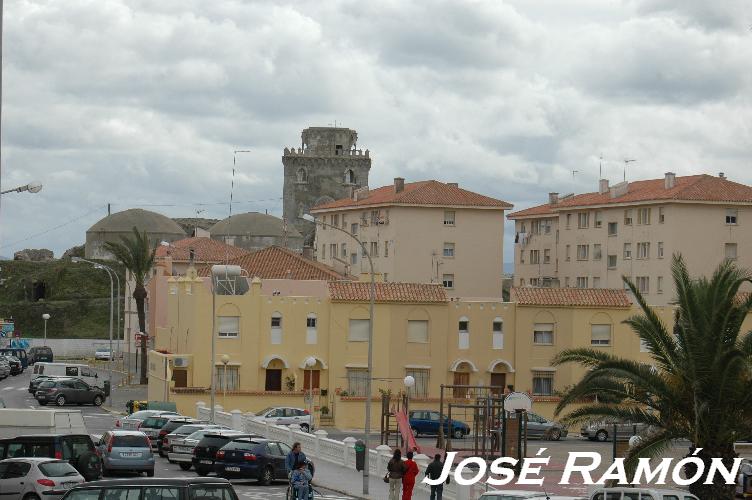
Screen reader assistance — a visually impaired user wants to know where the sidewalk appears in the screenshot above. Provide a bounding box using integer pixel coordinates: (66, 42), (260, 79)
(312, 459), (432, 500)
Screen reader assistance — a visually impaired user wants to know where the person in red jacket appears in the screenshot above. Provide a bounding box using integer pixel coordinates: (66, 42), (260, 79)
(402, 450), (419, 500)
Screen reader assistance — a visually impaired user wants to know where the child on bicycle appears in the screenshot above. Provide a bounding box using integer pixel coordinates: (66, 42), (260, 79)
(291, 460), (313, 499)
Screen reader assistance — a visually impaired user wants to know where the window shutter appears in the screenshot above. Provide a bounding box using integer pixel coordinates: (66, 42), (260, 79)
(407, 320), (428, 343)
(348, 319), (370, 341)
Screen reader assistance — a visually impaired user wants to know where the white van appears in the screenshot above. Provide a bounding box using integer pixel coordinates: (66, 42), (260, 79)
(0, 408), (86, 437)
(32, 362), (101, 388)
(589, 488), (699, 500)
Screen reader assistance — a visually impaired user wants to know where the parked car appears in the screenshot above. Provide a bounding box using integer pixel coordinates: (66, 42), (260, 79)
(0, 434), (102, 481)
(589, 488), (699, 500)
(59, 477), (239, 500)
(32, 362), (101, 389)
(165, 424), (227, 463)
(0, 457), (85, 500)
(409, 410), (470, 439)
(156, 417), (200, 457)
(169, 429), (243, 471)
(0, 348), (28, 368)
(0, 357), (10, 380)
(214, 437), (294, 484)
(95, 430), (155, 477)
(94, 348), (112, 361)
(580, 421), (650, 442)
(29, 374), (61, 393)
(0, 355), (22, 376)
(139, 414), (186, 450)
(29, 346), (54, 364)
(116, 409), (180, 430)
(35, 378), (106, 406)
(192, 430), (253, 476)
(479, 492), (585, 499)
(523, 412), (568, 440)
(252, 407), (312, 432)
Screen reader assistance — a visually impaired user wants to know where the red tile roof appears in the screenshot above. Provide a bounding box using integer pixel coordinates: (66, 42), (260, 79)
(197, 246), (349, 281)
(507, 203), (557, 219)
(328, 281), (449, 303)
(155, 237), (250, 262)
(509, 175), (752, 219)
(311, 180), (513, 211)
(512, 287), (632, 308)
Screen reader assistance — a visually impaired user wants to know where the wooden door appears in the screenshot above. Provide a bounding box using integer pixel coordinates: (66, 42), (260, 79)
(490, 373), (506, 395)
(172, 369), (187, 388)
(265, 369), (282, 391)
(303, 370), (320, 390)
(453, 372), (470, 398)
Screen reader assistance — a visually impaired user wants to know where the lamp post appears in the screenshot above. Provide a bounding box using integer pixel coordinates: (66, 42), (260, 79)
(305, 356), (316, 432)
(71, 257), (114, 406)
(403, 375), (415, 451)
(0, 181), (42, 195)
(221, 354), (230, 406)
(41, 314), (50, 345)
(303, 213), (375, 495)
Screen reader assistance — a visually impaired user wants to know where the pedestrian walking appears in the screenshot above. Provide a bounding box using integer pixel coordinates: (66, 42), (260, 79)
(401, 450), (419, 500)
(425, 453), (446, 500)
(386, 449), (406, 500)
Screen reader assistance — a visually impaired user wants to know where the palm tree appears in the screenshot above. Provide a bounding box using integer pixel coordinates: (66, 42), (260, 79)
(104, 227), (157, 385)
(553, 255), (752, 499)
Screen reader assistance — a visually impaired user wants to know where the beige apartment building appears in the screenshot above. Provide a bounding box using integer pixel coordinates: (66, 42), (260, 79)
(309, 178), (512, 298)
(508, 172), (752, 305)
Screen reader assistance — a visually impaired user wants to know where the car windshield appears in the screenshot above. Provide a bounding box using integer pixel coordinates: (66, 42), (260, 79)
(189, 485), (237, 500)
(255, 407), (273, 416)
(186, 430), (211, 441)
(112, 435), (150, 448)
(39, 381), (56, 388)
(128, 410), (157, 420)
(143, 417), (168, 428)
(38, 461), (80, 477)
(174, 425), (205, 435)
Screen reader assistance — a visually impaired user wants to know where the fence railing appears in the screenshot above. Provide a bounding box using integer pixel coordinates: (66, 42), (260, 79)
(194, 401), (485, 499)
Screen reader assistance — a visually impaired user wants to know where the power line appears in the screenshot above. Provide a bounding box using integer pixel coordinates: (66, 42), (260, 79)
(110, 197), (282, 208)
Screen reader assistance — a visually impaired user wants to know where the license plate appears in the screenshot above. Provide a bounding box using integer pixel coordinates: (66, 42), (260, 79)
(200, 460), (213, 464)
(121, 452), (142, 458)
(225, 466), (241, 472)
(61, 482), (77, 490)
(176, 446), (190, 453)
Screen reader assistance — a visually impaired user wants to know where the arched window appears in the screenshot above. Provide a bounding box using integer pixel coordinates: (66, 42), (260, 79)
(271, 311), (282, 345)
(344, 169), (356, 184)
(458, 316), (469, 350)
(306, 313), (317, 345)
(492, 317), (503, 349)
(296, 168), (308, 183)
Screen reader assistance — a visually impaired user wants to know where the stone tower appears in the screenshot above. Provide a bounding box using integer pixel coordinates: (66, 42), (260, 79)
(282, 126), (371, 245)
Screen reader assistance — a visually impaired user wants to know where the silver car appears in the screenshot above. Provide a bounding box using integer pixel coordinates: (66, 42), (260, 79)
(165, 424), (227, 464)
(580, 421), (650, 442)
(0, 356), (10, 379)
(116, 409), (179, 430)
(95, 430), (155, 476)
(168, 428), (235, 471)
(0, 457), (85, 499)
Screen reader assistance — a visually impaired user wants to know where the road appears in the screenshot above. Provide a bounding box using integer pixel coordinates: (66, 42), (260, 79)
(1, 367), (354, 499)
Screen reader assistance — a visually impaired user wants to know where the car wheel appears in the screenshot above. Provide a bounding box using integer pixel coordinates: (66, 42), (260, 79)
(55, 395), (66, 406)
(596, 430), (608, 442)
(300, 423), (310, 433)
(22, 493), (41, 500)
(411, 427), (419, 437)
(453, 428), (464, 439)
(549, 428), (562, 441)
(147, 469), (155, 477)
(196, 466), (209, 477)
(259, 465), (274, 485)
(93, 395), (103, 406)
(179, 462), (192, 471)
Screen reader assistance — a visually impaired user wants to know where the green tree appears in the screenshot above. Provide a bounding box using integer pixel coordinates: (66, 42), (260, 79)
(104, 227), (156, 385)
(553, 255), (752, 499)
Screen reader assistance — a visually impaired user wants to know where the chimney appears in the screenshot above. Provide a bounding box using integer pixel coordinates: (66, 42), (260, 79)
(599, 179), (609, 194)
(719, 172), (725, 179)
(447, 182), (458, 188)
(664, 172), (676, 189)
(188, 248), (195, 264)
(394, 177), (405, 193)
(548, 192), (559, 205)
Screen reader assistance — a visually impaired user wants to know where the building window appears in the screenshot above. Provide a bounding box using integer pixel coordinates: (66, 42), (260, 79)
(593, 277), (601, 288)
(339, 243), (346, 259)
(383, 273), (388, 282)
(442, 274), (455, 289)
(591, 324), (612, 346)
(341, 214), (346, 228)
(624, 209), (633, 226)
(330, 243), (337, 259)
(726, 208), (738, 225)
(565, 245), (571, 261)
(351, 223), (359, 235)
(370, 241), (379, 257)
(530, 249), (540, 264)
(576, 245), (589, 261)
(492, 318), (503, 349)
(532, 371), (554, 396)
(218, 316), (239, 338)
(458, 317), (469, 350)
(725, 243), (738, 260)
(296, 168), (308, 183)
(321, 244), (326, 259)
(533, 323), (554, 345)
(264, 369), (282, 391)
(444, 210), (455, 225)
(594, 211), (603, 228)
(636, 276), (650, 294)
(607, 255), (617, 268)
(638, 207), (651, 225)
(637, 242), (650, 260)
(348, 319), (370, 342)
(405, 369), (429, 398)
(332, 214), (339, 227)
(593, 244), (602, 261)
(350, 253), (358, 265)
(564, 277), (570, 287)
(303, 370), (320, 390)
(306, 313), (317, 344)
(657, 276), (663, 294)
(344, 169), (356, 184)
(543, 249), (551, 264)
(544, 219), (552, 234)
(659, 207), (665, 223)
(576, 277), (588, 288)
(657, 241), (664, 259)
(444, 243), (455, 258)
(623, 243), (632, 260)
(531, 220), (541, 235)
(578, 212), (589, 229)
(346, 369), (368, 396)
(361, 242), (367, 257)
(271, 312), (282, 344)
(216, 366), (239, 391)
(520, 248), (525, 264)
(407, 320), (429, 343)
(384, 241), (389, 257)
(608, 222), (618, 236)
(566, 213), (572, 229)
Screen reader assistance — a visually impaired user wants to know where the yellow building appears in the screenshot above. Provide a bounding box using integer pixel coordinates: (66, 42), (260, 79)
(147, 266), (699, 429)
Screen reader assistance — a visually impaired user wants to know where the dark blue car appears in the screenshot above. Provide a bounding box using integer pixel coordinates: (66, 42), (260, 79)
(409, 410), (470, 439)
(214, 438), (292, 485)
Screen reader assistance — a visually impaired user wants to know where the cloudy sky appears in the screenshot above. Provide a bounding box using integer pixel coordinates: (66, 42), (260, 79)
(0, 0), (750, 263)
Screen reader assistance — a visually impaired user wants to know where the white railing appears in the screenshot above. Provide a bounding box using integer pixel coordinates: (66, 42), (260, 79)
(194, 401), (476, 500)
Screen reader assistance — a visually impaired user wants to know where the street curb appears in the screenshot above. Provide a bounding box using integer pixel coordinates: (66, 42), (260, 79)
(312, 480), (367, 499)
(102, 406), (126, 416)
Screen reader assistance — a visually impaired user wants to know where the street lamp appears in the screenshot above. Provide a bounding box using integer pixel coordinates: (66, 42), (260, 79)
(221, 354), (230, 406)
(41, 313), (50, 345)
(305, 356), (316, 432)
(71, 257), (115, 406)
(302, 213), (376, 495)
(0, 181), (42, 195)
(403, 375), (415, 451)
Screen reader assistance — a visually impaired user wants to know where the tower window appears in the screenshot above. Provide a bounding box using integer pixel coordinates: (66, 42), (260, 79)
(335, 145), (343, 155)
(296, 168), (308, 183)
(344, 169), (356, 184)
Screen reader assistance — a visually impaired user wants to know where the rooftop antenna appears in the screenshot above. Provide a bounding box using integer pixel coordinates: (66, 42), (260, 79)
(623, 158), (636, 182)
(599, 153), (603, 178)
(225, 150), (251, 264)
(572, 170), (578, 179)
